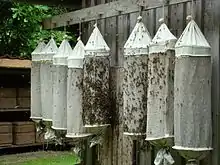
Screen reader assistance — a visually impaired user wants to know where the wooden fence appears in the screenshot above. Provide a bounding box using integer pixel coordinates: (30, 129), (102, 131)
(43, 0), (220, 164)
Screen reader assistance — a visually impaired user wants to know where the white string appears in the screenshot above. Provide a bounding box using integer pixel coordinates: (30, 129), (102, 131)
(191, 0), (194, 19)
(64, 22), (66, 34)
(159, 0), (165, 24)
(79, 19), (82, 38)
(162, 3), (165, 20)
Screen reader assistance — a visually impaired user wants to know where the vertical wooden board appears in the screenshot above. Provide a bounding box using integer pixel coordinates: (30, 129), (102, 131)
(115, 67), (124, 165)
(85, 139), (93, 165)
(109, 14), (129, 165)
(120, 11), (139, 165)
(123, 136), (133, 165)
(104, 17), (117, 66)
(98, 127), (112, 165)
(195, 0), (203, 30)
(81, 0), (89, 44)
(97, 0), (106, 35)
(204, 1), (219, 165)
(129, 12), (139, 33)
(203, 0), (215, 45)
(93, 1), (112, 165)
(168, 4), (184, 165)
(83, 1), (97, 165)
(139, 140), (152, 165)
(169, 3), (184, 37)
(117, 15), (129, 67)
(110, 17), (117, 66)
(155, 6), (168, 30)
(142, 9), (156, 37)
(185, 0), (203, 29)
(184, 1), (192, 29)
(110, 67), (119, 165)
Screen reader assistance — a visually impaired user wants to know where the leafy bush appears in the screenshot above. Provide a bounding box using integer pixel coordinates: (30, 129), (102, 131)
(0, 2), (76, 59)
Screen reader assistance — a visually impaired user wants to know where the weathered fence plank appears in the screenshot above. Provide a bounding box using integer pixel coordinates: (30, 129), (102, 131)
(204, 1), (220, 165)
(142, 9), (155, 36)
(43, 0), (194, 29)
(77, 0), (219, 165)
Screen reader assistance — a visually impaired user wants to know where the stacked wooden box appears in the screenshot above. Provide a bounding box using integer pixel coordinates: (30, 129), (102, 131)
(0, 87), (30, 109)
(13, 122), (35, 145)
(0, 88), (16, 109)
(17, 88), (30, 108)
(0, 122), (13, 147)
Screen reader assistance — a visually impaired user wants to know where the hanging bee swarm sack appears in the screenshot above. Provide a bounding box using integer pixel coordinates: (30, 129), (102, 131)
(52, 38), (72, 131)
(40, 38), (58, 123)
(146, 19), (177, 147)
(83, 24), (111, 130)
(123, 16), (151, 137)
(66, 38), (91, 139)
(30, 40), (46, 121)
(173, 16), (212, 161)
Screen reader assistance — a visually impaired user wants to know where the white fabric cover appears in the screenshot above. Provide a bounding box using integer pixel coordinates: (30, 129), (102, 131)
(53, 39), (72, 65)
(83, 24), (110, 129)
(30, 41), (46, 120)
(68, 37), (84, 68)
(66, 38), (91, 138)
(173, 19), (212, 157)
(146, 22), (176, 146)
(85, 24), (110, 56)
(149, 22), (176, 54)
(175, 19), (211, 57)
(123, 16), (150, 137)
(124, 16), (152, 55)
(52, 39), (72, 131)
(40, 38), (58, 122)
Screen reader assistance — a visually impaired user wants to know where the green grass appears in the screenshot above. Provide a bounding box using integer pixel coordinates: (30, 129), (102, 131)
(0, 151), (80, 165)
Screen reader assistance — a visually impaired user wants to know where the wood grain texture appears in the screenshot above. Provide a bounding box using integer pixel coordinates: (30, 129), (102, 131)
(78, 0), (219, 165)
(43, 0), (194, 29)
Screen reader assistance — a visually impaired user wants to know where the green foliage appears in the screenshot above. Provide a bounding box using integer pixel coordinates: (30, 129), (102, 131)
(0, 2), (76, 59)
(0, 151), (80, 165)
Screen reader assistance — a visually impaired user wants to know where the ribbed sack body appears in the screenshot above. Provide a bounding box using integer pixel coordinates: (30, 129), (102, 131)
(174, 56), (212, 149)
(83, 56), (110, 126)
(31, 61), (42, 120)
(40, 61), (54, 122)
(146, 50), (175, 145)
(52, 65), (68, 130)
(123, 55), (148, 135)
(67, 68), (84, 136)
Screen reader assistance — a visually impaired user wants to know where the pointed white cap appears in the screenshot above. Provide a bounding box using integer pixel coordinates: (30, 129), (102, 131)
(149, 20), (177, 54)
(31, 41), (46, 61)
(41, 38), (58, 61)
(85, 24), (110, 56)
(124, 16), (152, 56)
(68, 37), (85, 68)
(32, 41), (46, 55)
(175, 18), (211, 57)
(53, 39), (72, 66)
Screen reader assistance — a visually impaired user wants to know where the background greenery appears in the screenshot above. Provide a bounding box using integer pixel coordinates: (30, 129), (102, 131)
(0, 2), (76, 59)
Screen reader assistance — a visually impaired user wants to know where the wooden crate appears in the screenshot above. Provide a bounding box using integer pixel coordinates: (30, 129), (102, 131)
(0, 122), (12, 146)
(13, 121), (35, 145)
